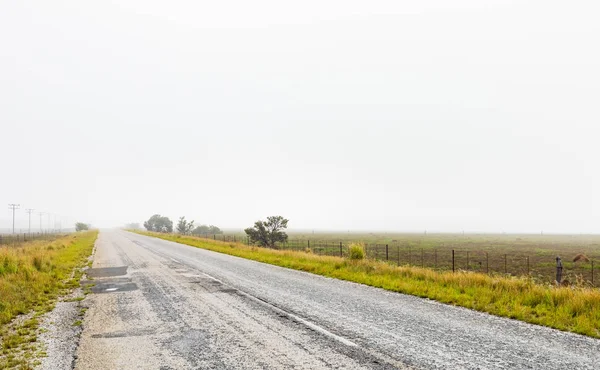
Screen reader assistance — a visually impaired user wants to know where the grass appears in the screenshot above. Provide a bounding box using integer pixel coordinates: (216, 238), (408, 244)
(199, 231), (600, 284)
(134, 230), (600, 339)
(0, 231), (98, 369)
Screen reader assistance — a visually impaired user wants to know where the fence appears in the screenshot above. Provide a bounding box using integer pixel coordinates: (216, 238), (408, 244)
(0, 232), (61, 247)
(200, 234), (597, 287)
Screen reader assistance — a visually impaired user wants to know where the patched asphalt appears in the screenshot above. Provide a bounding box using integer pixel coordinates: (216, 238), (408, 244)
(75, 230), (600, 369)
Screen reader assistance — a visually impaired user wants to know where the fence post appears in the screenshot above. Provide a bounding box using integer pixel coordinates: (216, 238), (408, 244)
(592, 260), (594, 286)
(397, 245), (400, 266)
(340, 242), (343, 257)
(308, 240), (310, 250)
(386, 244), (389, 261)
(452, 250), (455, 272)
(214, 234), (216, 240)
(556, 256), (563, 284)
(408, 245), (411, 265)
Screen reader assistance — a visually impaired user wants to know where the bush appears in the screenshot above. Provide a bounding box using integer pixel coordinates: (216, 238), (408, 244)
(349, 243), (365, 260)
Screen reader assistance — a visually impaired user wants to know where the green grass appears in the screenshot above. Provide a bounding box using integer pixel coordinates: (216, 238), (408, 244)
(135, 230), (600, 339)
(0, 231), (98, 369)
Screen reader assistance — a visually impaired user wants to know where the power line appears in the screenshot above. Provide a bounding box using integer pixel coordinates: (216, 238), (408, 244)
(25, 208), (34, 234)
(8, 204), (20, 234)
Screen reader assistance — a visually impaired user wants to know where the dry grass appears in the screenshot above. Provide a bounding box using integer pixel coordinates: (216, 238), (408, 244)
(136, 230), (600, 339)
(0, 231), (97, 369)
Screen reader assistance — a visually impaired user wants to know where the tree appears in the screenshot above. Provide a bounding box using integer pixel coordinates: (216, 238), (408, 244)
(125, 223), (141, 230)
(143, 214), (173, 233)
(208, 225), (222, 234)
(75, 222), (89, 232)
(192, 225), (210, 235)
(176, 216), (195, 235)
(244, 216), (288, 248)
(192, 224), (223, 236)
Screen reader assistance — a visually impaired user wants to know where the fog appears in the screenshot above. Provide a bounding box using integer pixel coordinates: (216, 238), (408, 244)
(1, 1), (599, 233)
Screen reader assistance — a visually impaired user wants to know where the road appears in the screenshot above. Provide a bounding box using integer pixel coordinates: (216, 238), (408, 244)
(75, 230), (600, 369)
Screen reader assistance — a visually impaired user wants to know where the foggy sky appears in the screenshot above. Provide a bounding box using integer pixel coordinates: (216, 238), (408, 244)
(1, 1), (599, 233)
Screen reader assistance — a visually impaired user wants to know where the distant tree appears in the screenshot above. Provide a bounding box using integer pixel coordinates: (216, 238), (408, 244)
(208, 225), (222, 235)
(143, 214), (173, 233)
(192, 225), (210, 235)
(244, 216), (288, 248)
(75, 222), (89, 232)
(125, 223), (141, 230)
(176, 216), (195, 235)
(192, 224), (223, 236)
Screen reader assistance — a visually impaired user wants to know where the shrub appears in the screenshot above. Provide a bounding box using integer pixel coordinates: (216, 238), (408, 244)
(349, 243), (365, 260)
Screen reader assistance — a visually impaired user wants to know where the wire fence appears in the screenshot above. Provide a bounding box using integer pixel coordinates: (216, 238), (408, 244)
(199, 234), (597, 287)
(0, 232), (62, 247)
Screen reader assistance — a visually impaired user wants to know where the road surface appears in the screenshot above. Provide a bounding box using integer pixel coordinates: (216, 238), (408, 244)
(75, 230), (600, 369)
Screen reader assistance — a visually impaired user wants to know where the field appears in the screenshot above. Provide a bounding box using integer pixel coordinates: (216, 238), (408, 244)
(134, 230), (600, 339)
(215, 232), (599, 286)
(0, 231), (98, 369)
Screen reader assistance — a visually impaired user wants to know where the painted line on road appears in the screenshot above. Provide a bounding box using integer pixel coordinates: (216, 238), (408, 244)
(199, 272), (357, 347)
(170, 257), (180, 263)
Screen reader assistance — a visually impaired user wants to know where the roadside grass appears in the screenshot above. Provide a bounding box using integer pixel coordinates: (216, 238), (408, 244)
(134, 230), (600, 339)
(0, 231), (98, 369)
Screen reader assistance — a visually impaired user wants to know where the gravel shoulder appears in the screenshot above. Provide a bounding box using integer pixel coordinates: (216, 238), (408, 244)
(75, 230), (600, 369)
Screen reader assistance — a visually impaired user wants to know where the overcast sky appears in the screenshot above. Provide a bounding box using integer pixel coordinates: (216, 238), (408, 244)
(1, 1), (599, 233)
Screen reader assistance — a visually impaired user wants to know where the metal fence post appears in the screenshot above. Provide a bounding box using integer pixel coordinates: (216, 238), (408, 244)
(340, 242), (343, 257)
(397, 245), (400, 266)
(386, 244), (389, 261)
(452, 250), (455, 272)
(592, 260), (594, 286)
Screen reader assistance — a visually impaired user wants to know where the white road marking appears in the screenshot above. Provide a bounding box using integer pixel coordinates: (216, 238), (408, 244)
(200, 272), (357, 347)
(170, 257), (180, 263)
(105, 288), (118, 292)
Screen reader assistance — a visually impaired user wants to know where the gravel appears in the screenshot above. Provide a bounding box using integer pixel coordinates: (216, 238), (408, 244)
(37, 289), (85, 370)
(75, 230), (600, 369)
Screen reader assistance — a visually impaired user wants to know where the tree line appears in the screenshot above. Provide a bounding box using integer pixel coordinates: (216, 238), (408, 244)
(143, 214), (222, 236)
(142, 214), (290, 248)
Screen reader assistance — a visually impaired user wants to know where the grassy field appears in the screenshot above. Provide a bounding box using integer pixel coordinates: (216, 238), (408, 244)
(134, 230), (600, 339)
(212, 232), (600, 286)
(0, 231), (98, 369)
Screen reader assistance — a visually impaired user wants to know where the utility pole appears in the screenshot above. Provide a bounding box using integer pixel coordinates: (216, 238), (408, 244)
(25, 208), (34, 234)
(38, 212), (45, 233)
(8, 204), (20, 234)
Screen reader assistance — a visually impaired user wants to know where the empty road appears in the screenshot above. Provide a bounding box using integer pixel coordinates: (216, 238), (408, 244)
(75, 230), (600, 369)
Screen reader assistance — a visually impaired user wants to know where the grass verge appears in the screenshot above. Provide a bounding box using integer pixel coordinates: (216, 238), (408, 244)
(134, 230), (600, 339)
(0, 231), (98, 369)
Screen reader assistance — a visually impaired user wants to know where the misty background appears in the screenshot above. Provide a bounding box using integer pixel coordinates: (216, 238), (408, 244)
(1, 1), (599, 233)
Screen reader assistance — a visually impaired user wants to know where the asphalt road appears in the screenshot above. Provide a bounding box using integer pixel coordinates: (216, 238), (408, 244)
(75, 230), (600, 369)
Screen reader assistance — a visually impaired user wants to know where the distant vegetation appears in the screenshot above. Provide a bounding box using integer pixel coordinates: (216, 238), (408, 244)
(143, 214), (173, 233)
(75, 222), (90, 232)
(244, 216), (288, 248)
(142, 214), (223, 236)
(124, 222), (141, 230)
(176, 217), (195, 235)
(192, 224), (222, 236)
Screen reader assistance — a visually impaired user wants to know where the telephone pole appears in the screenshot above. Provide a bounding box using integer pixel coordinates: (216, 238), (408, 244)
(38, 212), (45, 233)
(25, 209), (34, 234)
(8, 204), (20, 234)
